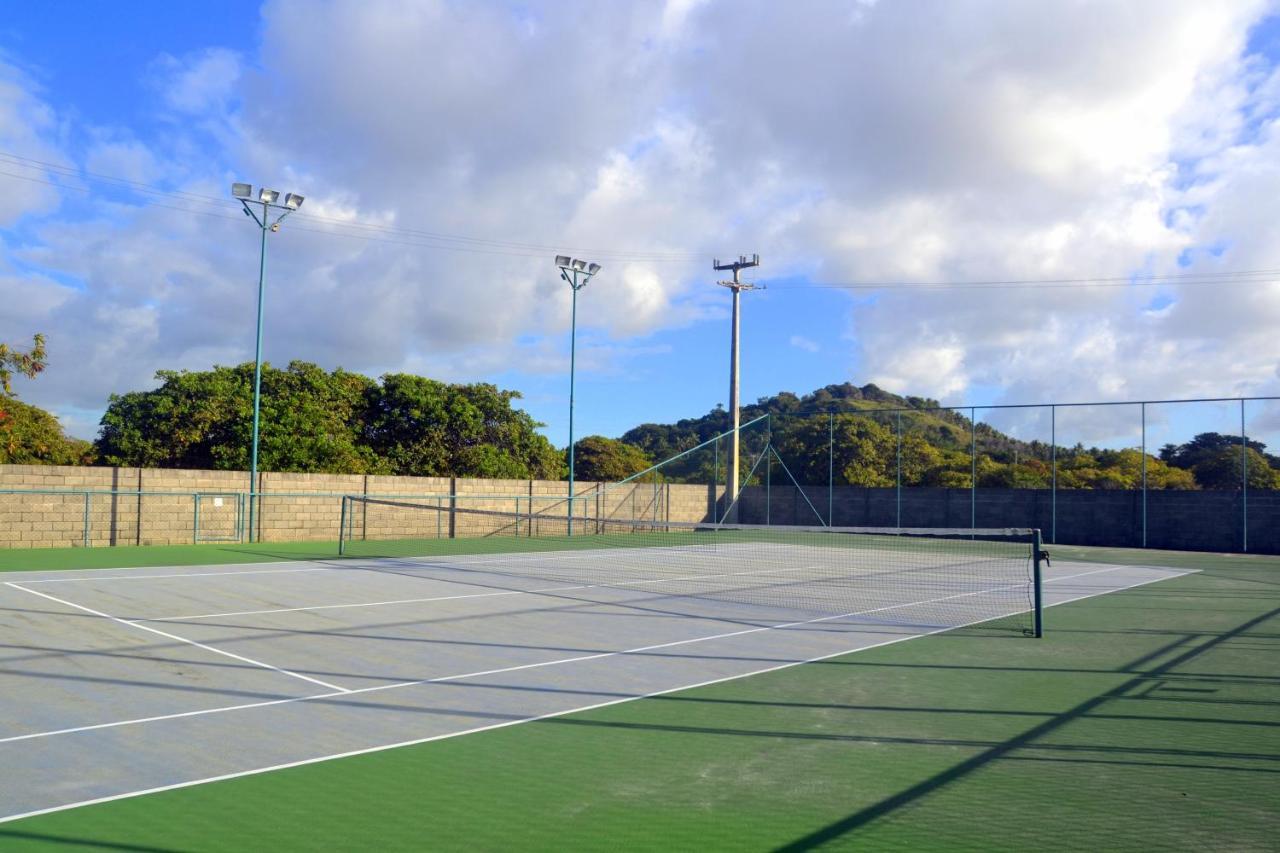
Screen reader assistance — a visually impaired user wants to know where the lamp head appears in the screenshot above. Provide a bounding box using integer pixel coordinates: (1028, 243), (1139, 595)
(555, 255), (571, 268)
(259, 188), (280, 204)
(571, 259), (586, 271)
(587, 262), (601, 275)
(231, 182), (252, 199)
(284, 193), (304, 210)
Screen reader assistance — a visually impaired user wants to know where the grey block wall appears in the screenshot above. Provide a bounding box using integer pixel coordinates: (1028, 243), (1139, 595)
(736, 485), (1278, 554)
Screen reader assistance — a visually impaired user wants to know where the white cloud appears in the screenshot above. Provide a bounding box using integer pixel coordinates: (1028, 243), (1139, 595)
(152, 48), (242, 115)
(3, 0), (1280, 443)
(789, 335), (819, 353)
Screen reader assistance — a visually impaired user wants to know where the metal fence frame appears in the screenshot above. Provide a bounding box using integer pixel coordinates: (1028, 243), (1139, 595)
(757, 394), (1278, 552)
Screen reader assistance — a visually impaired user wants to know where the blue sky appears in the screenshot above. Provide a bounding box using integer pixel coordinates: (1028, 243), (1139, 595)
(2, 1), (1280, 456)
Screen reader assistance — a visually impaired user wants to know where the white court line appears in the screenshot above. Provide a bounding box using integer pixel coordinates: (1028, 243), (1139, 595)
(3, 582), (350, 694)
(0, 562), (1160, 749)
(145, 561), (843, 622)
(0, 564), (1194, 826)
(146, 545), (990, 622)
(17, 565), (338, 584)
(11, 544), (737, 585)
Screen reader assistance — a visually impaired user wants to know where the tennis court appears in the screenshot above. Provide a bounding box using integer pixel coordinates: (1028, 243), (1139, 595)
(0, 524), (1189, 826)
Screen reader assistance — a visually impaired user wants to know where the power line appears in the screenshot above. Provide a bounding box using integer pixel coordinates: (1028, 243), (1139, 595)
(0, 150), (704, 263)
(3, 147), (1276, 290)
(765, 269), (1280, 291)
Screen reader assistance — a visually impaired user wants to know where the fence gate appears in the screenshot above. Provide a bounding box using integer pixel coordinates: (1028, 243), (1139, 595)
(194, 493), (244, 543)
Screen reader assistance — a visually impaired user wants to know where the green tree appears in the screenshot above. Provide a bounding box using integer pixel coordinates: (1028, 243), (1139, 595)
(0, 333), (46, 395)
(0, 397), (95, 465)
(772, 413), (897, 486)
(1192, 447), (1279, 490)
(364, 374), (563, 479)
(1161, 432), (1273, 470)
(97, 362), (380, 472)
(97, 363), (565, 478)
(571, 436), (654, 482)
(0, 333), (93, 465)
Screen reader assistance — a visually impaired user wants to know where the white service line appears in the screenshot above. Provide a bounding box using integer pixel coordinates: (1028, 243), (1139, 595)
(146, 561), (835, 621)
(18, 565), (338, 584)
(11, 544), (735, 586)
(0, 562), (1142, 748)
(0, 564), (1193, 827)
(3, 582), (350, 694)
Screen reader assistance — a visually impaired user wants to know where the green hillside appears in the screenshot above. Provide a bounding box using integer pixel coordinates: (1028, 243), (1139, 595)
(619, 383), (1280, 491)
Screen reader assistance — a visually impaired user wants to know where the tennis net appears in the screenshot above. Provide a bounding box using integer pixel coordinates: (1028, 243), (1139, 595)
(338, 496), (1045, 636)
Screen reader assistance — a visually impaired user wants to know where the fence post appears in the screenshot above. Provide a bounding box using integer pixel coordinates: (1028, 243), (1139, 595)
(828, 412), (834, 527)
(970, 407), (976, 531)
(1141, 402), (1147, 549)
(896, 410), (902, 529)
(338, 496), (348, 555)
(714, 436), (720, 520)
(1051, 405), (1057, 545)
(449, 477), (457, 539)
(1242, 398), (1248, 553)
(766, 446), (772, 525)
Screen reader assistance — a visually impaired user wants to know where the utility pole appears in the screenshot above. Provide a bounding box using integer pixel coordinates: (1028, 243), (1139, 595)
(715, 254), (760, 522)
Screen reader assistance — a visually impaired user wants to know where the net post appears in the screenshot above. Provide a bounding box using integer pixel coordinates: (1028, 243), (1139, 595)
(193, 493), (200, 545)
(1032, 528), (1044, 638)
(338, 495), (349, 556)
(83, 492), (91, 549)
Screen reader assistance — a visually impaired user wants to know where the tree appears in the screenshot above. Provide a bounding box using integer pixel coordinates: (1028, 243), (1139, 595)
(0, 397), (95, 465)
(97, 363), (566, 478)
(97, 362), (381, 472)
(1192, 447), (1279, 490)
(1161, 432), (1270, 470)
(571, 436), (653, 482)
(0, 333), (46, 396)
(365, 374), (563, 479)
(0, 332), (91, 465)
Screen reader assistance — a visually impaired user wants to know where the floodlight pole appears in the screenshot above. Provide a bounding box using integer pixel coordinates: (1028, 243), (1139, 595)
(233, 186), (303, 542)
(556, 257), (601, 536)
(715, 254), (760, 522)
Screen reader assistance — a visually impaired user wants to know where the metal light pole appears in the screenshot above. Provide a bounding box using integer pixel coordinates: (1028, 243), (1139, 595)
(714, 254), (759, 522)
(231, 183), (304, 543)
(555, 255), (602, 535)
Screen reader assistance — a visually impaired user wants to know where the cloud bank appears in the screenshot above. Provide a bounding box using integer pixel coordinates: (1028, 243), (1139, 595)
(1, 0), (1278, 443)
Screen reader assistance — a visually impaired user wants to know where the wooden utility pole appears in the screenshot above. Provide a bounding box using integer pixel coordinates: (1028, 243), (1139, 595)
(714, 254), (760, 521)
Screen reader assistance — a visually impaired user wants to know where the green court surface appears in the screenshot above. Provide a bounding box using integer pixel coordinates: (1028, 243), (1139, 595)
(1, 543), (1275, 851)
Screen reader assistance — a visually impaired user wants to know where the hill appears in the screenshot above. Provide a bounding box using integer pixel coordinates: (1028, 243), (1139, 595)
(618, 383), (1278, 491)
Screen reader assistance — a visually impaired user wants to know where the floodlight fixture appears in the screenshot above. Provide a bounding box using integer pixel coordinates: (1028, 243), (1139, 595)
(284, 193), (305, 210)
(231, 182), (253, 199)
(555, 255), (572, 268)
(259, 188), (280, 204)
(587, 262), (601, 275)
(571, 259), (586, 271)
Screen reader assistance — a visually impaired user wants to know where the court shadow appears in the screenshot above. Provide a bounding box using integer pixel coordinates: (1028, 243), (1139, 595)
(0, 829), (182, 851)
(766, 603), (1280, 851)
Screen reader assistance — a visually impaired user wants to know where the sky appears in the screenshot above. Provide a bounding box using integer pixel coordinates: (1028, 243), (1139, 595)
(2, 0), (1280, 457)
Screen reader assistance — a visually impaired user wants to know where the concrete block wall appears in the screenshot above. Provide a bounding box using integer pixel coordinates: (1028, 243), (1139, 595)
(0, 464), (731, 550)
(736, 484), (1279, 554)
